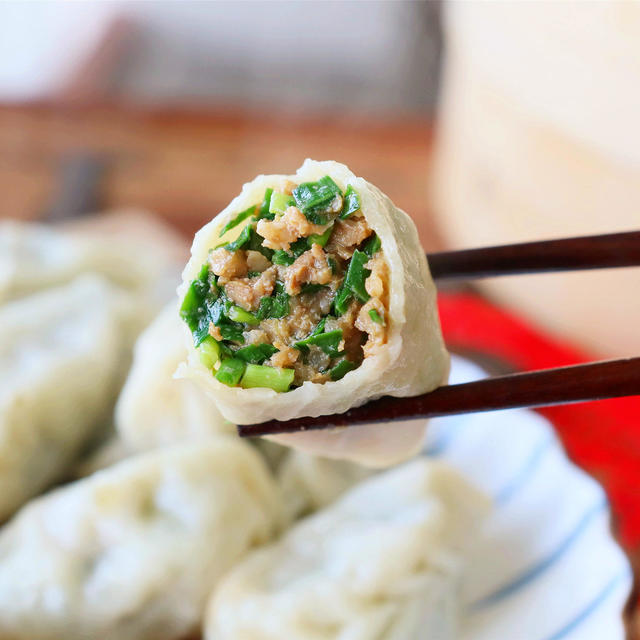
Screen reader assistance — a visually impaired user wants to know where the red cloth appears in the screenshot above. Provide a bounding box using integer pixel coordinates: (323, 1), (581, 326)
(438, 292), (640, 550)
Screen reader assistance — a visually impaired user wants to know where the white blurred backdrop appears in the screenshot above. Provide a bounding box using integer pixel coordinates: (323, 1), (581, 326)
(0, 0), (441, 112)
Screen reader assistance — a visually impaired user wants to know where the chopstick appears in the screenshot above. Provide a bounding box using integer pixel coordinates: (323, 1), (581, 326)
(238, 357), (640, 437)
(427, 230), (640, 280)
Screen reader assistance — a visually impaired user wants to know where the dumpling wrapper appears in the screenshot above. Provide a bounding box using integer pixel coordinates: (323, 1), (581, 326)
(177, 160), (450, 467)
(0, 217), (181, 307)
(276, 450), (373, 521)
(0, 438), (283, 640)
(116, 304), (234, 451)
(0, 275), (134, 519)
(205, 458), (489, 640)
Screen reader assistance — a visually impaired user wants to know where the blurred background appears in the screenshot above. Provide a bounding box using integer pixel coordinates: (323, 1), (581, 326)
(0, 0), (639, 355)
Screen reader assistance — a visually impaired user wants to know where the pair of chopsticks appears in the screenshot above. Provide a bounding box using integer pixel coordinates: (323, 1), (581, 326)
(239, 231), (640, 438)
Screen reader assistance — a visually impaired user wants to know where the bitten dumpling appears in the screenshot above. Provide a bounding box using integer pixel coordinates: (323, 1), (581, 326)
(0, 275), (133, 519)
(0, 439), (283, 640)
(204, 458), (489, 640)
(116, 304), (233, 451)
(177, 160), (449, 466)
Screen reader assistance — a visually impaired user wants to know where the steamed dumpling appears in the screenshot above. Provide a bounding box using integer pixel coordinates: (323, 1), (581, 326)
(205, 458), (489, 640)
(276, 450), (373, 521)
(178, 160), (449, 466)
(116, 304), (233, 451)
(0, 218), (179, 306)
(0, 439), (283, 640)
(0, 275), (134, 519)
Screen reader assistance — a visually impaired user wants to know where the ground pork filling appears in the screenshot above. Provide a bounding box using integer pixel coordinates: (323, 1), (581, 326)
(180, 176), (390, 391)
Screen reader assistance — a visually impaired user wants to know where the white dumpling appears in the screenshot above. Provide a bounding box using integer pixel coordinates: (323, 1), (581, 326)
(178, 159), (449, 467)
(0, 218), (179, 303)
(116, 304), (234, 451)
(0, 438), (283, 640)
(0, 275), (134, 519)
(205, 458), (489, 640)
(276, 450), (373, 521)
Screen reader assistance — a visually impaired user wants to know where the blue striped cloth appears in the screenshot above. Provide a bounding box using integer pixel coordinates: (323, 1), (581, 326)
(425, 357), (631, 640)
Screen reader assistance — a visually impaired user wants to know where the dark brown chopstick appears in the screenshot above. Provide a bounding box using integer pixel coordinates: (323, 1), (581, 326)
(427, 231), (640, 280)
(238, 357), (640, 437)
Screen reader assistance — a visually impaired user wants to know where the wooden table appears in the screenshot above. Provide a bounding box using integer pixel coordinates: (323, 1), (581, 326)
(0, 102), (444, 252)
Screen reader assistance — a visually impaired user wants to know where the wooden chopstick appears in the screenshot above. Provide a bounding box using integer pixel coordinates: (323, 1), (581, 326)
(427, 230), (640, 280)
(238, 357), (640, 437)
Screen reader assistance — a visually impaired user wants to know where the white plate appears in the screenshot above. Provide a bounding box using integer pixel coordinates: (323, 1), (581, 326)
(425, 357), (632, 640)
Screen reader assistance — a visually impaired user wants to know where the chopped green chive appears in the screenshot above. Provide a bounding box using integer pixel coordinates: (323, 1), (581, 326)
(215, 358), (246, 386)
(333, 249), (371, 315)
(227, 305), (260, 325)
(224, 224), (253, 252)
(256, 282), (290, 319)
(269, 192), (295, 215)
(180, 263), (220, 347)
(329, 359), (357, 381)
(247, 271), (262, 278)
(295, 329), (343, 358)
(208, 296), (246, 343)
(234, 343), (278, 364)
(247, 227), (274, 260)
(272, 251), (295, 266)
(339, 185), (360, 219)
(307, 224), (333, 248)
(219, 341), (234, 359)
(199, 336), (221, 369)
(311, 317), (326, 336)
(220, 206), (256, 236)
(368, 309), (385, 325)
(218, 324), (245, 343)
(257, 187), (274, 220)
(241, 364), (294, 392)
(293, 176), (341, 219)
(328, 256), (338, 275)
(363, 233), (381, 257)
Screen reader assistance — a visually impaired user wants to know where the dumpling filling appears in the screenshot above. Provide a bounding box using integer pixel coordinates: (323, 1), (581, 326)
(180, 176), (389, 392)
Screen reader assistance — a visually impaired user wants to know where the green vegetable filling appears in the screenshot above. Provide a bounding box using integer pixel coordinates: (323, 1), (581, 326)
(269, 192), (295, 215)
(340, 184), (361, 219)
(333, 249), (371, 315)
(199, 336), (221, 369)
(257, 188), (274, 220)
(220, 205), (255, 236)
(215, 358), (246, 386)
(181, 176), (388, 392)
(329, 359), (357, 381)
(295, 328), (343, 358)
(293, 176), (341, 225)
(369, 309), (385, 325)
(241, 364), (294, 392)
(256, 282), (290, 320)
(234, 343), (279, 364)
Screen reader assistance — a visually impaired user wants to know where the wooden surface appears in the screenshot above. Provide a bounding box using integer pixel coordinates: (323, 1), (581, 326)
(0, 103), (444, 253)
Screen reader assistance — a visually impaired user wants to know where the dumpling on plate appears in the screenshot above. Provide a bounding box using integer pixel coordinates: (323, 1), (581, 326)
(0, 275), (133, 519)
(177, 160), (449, 466)
(0, 217), (179, 305)
(204, 458), (489, 640)
(0, 438), (283, 640)
(116, 304), (234, 451)
(276, 450), (373, 521)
